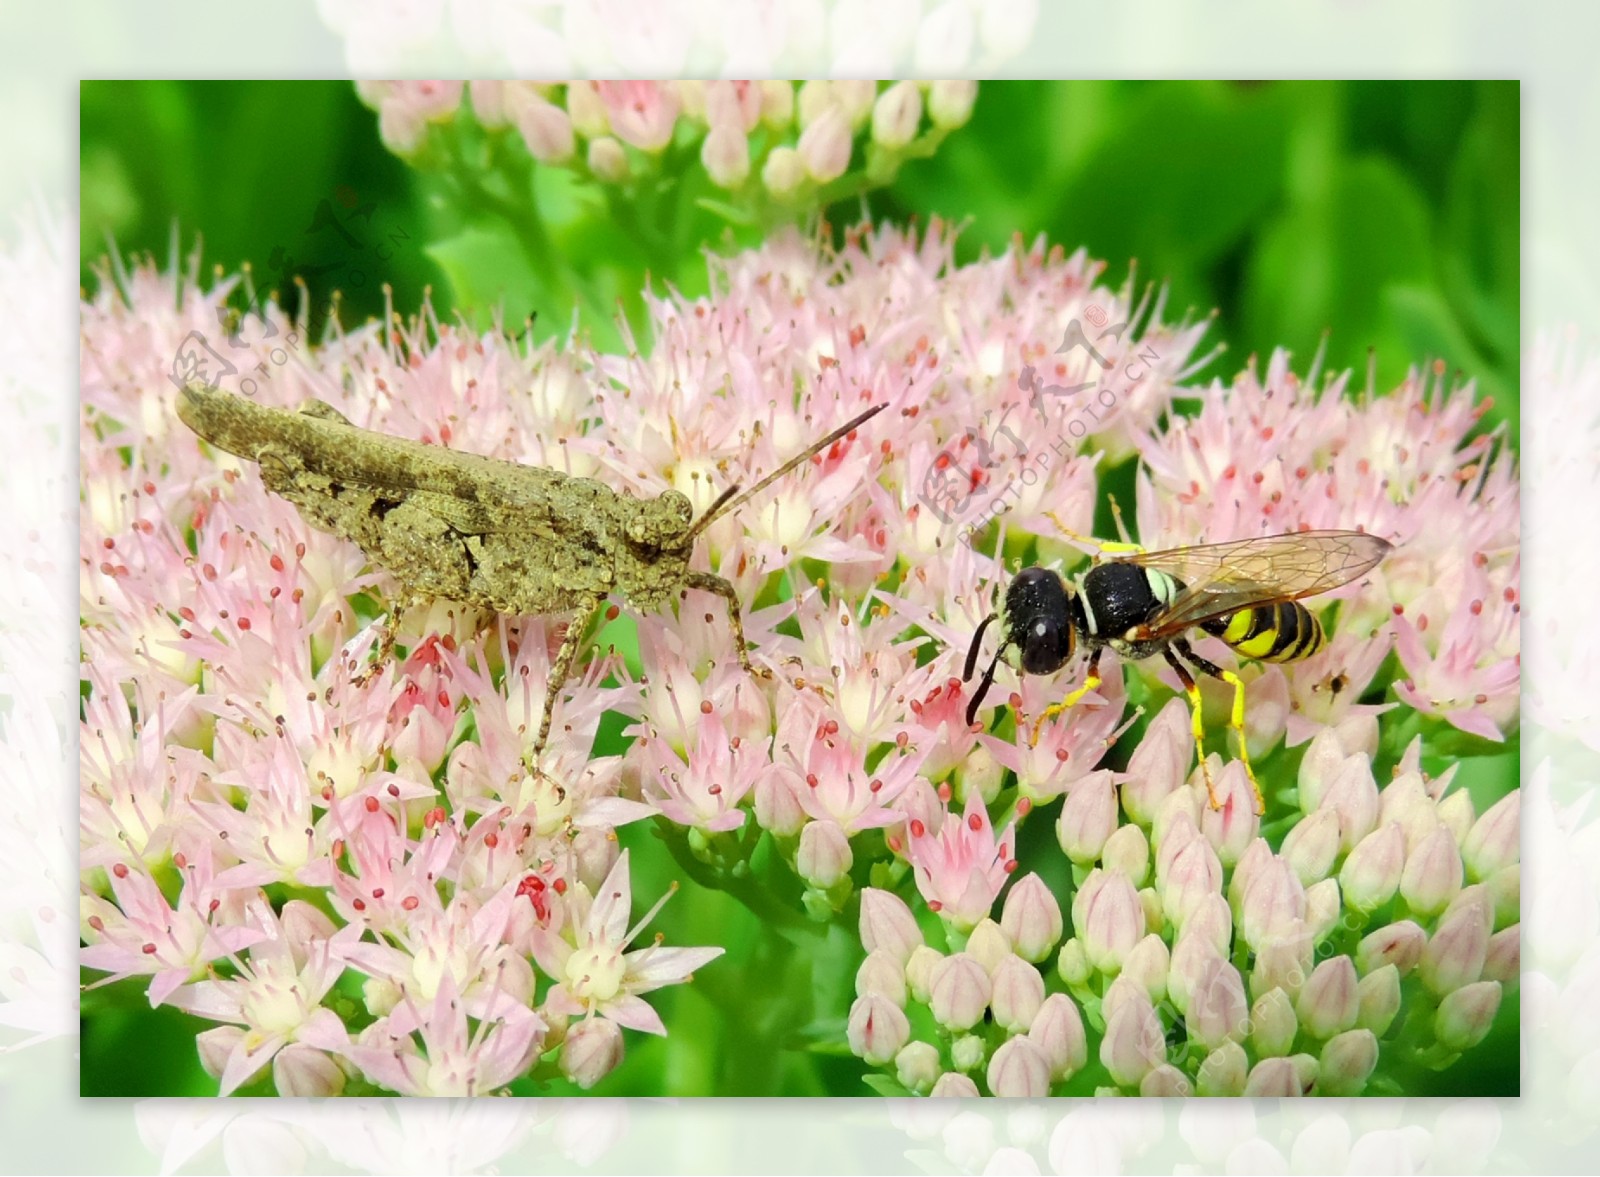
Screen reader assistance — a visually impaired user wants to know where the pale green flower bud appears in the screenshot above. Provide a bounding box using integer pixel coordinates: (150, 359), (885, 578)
(1228, 836), (1274, 917)
(1487, 863), (1519, 931)
(1290, 1052), (1322, 1093)
(1296, 956), (1360, 1040)
(1121, 698), (1191, 824)
(1251, 987), (1298, 1057)
(1484, 924), (1520, 985)
(1462, 790), (1519, 880)
(1281, 808), (1342, 886)
(1099, 985), (1165, 1088)
(566, 81), (609, 138)
(1356, 963), (1401, 1035)
(859, 887), (923, 965)
(1332, 711), (1380, 758)
(759, 81), (795, 130)
(1186, 956), (1249, 1053)
(1434, 979), (1503, 1051)
(796, 80), (834, 129)
(1057, 937), (1091, 985)
(951, 1033), (987, 1072)
(1001, 872), (1063, 963)
(700, 124), (750, 188)
(797, 818), (853, 888)
(856, 948), (908, 1007)
(929, 952), (991, 1031)
(1197, 1040), (1249, 1096)
(1140, 1064), (1193, 1097)
(561, 1017), (624, 1089)
(1121, 934), (1170, 1004)
(927, 80), (978, 129)
(1243, 1055), (1300, 1096)
(1166, 931), (1221, 1016)
(1058, 770), (1118, 864)
(966, 917), (1012, 974)
(1319, 755), (1380, 851)
(1139, 887), (1165, 938)
(274, 1044), (345, 1097)
(930, 1071), (980, 1097)
(363, 975), (400, 1017)
(1249, 918), (1314, 1000)
(469, 81), (508, 128)
(1317, 1029), (1378, 1095)
(1420, 890), (1492, 995)
(1356, 918), (1426, 976)
(832, 80), (877, 129)
(1152, 788), (1202, 860)
(1297, 725), (1348, 813)
(1240, 855), (1306, 950)
(586, 136), (629, 183)
(988, 1036), (1052, 1097)
(1339, 822), (1405, 912)
(1102, 823), (1150, 885)
(1378, 770), (1438, 850)
(1184, 892), (1234, 957)
(1028, 992), (1087, 1081)
(895, 1041), (941, 1093)
(906, 944), (943, 1003)
(1401, 824), (1464, 917)
(761, 146), (806, 197)
(798, 105), (852, 182)
(1437, 788), (1476, 847)
(990, 954), (1045, 1033)
(509, 88), (575, 163)
(871, 80), (923, 150)
(1199, 760), (1259, 866)
(197, 1026), (243, 1082)
(1161, 833), (1224, 930)
(847, 993), (910, 1065)
(1306, 877), (1342, 945)
(1071, 868), (1145, 974)
(960, 742), (1005, 804)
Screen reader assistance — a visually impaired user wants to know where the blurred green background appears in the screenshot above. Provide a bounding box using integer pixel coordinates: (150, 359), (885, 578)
(79, 80), (1519, 1098)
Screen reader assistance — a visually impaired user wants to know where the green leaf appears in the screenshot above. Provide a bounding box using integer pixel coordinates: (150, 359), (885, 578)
(425, 223), (544, 328)
(862, 1073), (912, 1097)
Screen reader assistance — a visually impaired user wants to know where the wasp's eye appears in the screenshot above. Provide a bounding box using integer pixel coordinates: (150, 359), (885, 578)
(1021, 615), (1073, 674)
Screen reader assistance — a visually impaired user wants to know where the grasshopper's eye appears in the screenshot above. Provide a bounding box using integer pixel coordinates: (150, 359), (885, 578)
(1021, 615), (1073, 675)
(661, 490), (693, 524)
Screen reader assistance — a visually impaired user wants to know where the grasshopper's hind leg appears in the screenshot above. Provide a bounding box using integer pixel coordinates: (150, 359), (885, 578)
(684, 570), (773, 680)
(525, 596), (601, 776)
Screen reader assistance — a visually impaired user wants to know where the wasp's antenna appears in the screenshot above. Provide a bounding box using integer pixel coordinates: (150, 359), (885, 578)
(963, 612), (998, 682)
(679, 402), (887, 547)
(966, 646), (1005, 727)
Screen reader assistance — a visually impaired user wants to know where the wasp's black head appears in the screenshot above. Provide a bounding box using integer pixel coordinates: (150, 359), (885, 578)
(962, 566), (1078, 726)
(1005, 567), (1076, 675)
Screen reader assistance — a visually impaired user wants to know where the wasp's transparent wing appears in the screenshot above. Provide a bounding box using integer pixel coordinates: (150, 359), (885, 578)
(1114, 530), (1393, 636)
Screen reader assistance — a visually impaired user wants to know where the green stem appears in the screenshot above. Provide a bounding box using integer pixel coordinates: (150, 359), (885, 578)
(654, 819), (823, 942)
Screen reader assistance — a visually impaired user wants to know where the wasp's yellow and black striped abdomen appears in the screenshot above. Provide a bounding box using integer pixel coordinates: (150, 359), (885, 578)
(1200, 601), (1326, 663)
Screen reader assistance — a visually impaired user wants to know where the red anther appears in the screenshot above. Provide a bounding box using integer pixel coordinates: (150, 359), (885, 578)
(270, 554), (285, 572)
(935, 451), (952, 470)
(1475, 693), (1489, 704)
(179, 606), (196, 621)
(1503, 587), (1517, 602)
(927, 899), (943, 912)
(87, 915), (105, 931)
(1392, 603), (1405, 615)
(112, 863), (129, 878)
(1004, 859), (1019, 874)
(887, 835), (903, 853)
(552, 878), (567, 894)
(1056, 748), (1070, 762)
(606, 604), (620, 621)
(1222, 465), (1236, 480)
(909, 819), (926, 838)
(700, 700), (713, 714)
(869, 778), (883, 793)
(237, 617), (251, 630)
(484, 832), (499, 849)
(387, 783), (401, 797)
(1261, 427), (1275, 440)
(173, 852), (188, 869)
(1470, 599), (1483, 615)
(937, 782), (951, 802)
(202, 563), (217, 580)
(296, 542), (306, 558)
(331, 839), (345, 858)
(824, 720), (839, 736)
(424, 807), (445, 829)
(142, 943), (158, 954)
(967, 813), (983, 831)
(806, 773), (819, 788)
(364, 797), (379, 813)
(352, 898), (366, 911)
(143, 481), (157, 495)
(896, 732), (908, 747)
(402, 896), (419, 911)
(1016, 797), (1033, 817)
(371, 887), (385, 899)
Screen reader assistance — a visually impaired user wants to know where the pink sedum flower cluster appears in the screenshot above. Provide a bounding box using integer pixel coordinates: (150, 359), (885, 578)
(358, 79), (977, 196)
(81, 218), (1517, 1096)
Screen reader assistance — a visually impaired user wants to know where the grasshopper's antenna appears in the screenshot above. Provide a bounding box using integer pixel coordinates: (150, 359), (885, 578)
(680, 402), (887, 547)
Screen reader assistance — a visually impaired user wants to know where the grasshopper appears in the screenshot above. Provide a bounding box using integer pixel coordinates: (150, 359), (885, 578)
(176, 382), (886, 773)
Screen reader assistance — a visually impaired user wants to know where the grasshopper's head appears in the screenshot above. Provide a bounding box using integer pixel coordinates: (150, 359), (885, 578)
(627, 489), (694, 553)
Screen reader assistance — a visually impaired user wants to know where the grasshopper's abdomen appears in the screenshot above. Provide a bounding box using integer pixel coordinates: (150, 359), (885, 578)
(1199, 601), (1325, 663)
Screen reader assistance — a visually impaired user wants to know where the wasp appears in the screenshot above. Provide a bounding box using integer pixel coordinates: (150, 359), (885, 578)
(962, 519), (1393, 813)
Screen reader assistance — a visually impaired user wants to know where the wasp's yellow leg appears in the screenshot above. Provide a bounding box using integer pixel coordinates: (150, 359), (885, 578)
(1027, 650), (1103, 747)
(1043, 511), (1145, 558)
(1163, 648), (1220, 807)
(1174, 640), (1265, 815)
